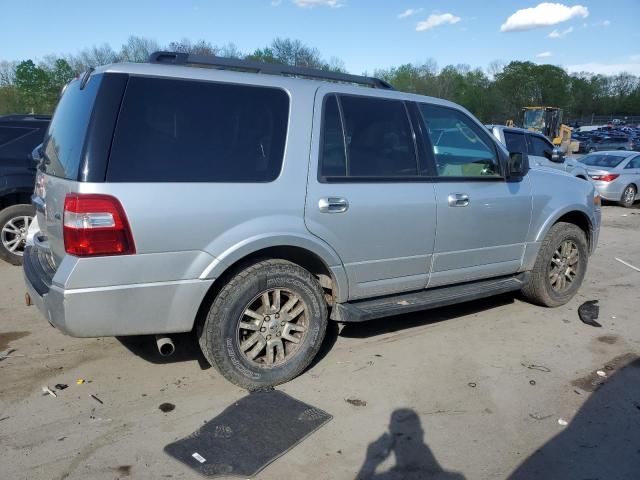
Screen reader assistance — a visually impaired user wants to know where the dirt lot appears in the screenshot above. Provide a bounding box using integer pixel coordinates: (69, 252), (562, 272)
(1, 205), (639, 480)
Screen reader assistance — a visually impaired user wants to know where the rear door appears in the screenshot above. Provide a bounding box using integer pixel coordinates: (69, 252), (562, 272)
(305, 89), (437, 300)
(417, 103), (532, 287)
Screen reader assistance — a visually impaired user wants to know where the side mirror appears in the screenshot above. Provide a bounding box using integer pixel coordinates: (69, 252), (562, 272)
(508, 151), (528, 178)
(550, 147), (565, 163)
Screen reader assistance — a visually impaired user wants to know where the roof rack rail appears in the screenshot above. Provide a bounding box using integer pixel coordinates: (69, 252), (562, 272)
(148, 51), (395, 90)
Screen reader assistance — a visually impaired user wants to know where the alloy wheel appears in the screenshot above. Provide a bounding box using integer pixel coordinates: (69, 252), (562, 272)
(623, 186), (636, 205)
(236, 288), (308, 367)
(1, 215), (32, 257)
(548, 240), (579, 293)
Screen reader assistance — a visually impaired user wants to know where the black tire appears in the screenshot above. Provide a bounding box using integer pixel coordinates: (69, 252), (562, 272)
(0, 204), (35, 266)
(198, 259), (328, 390)
(619, 184), (637, 208)
(521, 222), (588, 307)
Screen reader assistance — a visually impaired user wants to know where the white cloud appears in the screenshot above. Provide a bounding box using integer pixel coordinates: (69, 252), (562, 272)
(416, 13), (461, 32)
(271, 0), (282, 5)
(398, 8), (423, 19)
(536, 51), (553, 58)
(548, 26), (573, 38)
(566, 62), (640, 76)
(591, 19), (610, 27)
(291, 0), (343, 7)
(500, 2), (589, 32)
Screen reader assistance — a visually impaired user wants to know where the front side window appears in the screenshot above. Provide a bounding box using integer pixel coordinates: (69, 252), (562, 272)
(504, 131), (527, 155)
(527, 135), (553, 159)
(419, 104), (500, 177)
(108, 77), (289, 182)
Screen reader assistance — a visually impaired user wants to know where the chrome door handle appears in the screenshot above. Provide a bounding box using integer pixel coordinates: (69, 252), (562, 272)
(319, 197), (349, 213)
(448, 193), (470, 207)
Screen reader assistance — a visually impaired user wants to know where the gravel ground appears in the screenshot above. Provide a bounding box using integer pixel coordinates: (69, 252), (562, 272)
(1, 204), (639, 480)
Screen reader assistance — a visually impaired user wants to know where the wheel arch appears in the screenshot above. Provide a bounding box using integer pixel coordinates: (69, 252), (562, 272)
(193, 235), (349, 332)
(536, 207), (593, 251)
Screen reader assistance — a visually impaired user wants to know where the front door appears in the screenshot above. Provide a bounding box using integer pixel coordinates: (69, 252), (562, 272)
(305, 90), (437, 300)
(417, 102), (532, 287)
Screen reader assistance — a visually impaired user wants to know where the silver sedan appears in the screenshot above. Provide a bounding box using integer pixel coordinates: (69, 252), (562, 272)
(579, 151), (640, 207)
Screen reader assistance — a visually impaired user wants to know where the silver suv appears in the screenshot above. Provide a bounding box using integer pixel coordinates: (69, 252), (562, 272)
(24, 52), (601, 389)
(489, 125), (589, 180)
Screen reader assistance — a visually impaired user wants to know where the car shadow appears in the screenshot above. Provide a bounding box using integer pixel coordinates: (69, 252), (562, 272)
(508, 356), (640, 479)
(116, 332), (211, 370)
(339, 293), (517, 340)
(356, 408), (466, 480)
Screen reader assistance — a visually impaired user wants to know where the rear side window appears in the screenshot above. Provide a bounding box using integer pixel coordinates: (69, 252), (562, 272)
(320, 95), (347, 176)
(322, 95), (417, 178)
(419, 104), (500, 177)
(504, 131), (527, 155)
(42, 76), (103, 179)
(108, 77), (289, 182)
(0, 127), (34, 146)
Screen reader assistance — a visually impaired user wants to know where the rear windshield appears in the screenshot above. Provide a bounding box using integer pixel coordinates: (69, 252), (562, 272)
(107, 77), (289, 182)
(42, 76), (102, 179)
(581, 154), (625, 168)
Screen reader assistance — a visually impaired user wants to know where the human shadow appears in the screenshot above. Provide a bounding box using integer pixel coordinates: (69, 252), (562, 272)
(509, 356), (640, 479)
(356, 408), (466, 480)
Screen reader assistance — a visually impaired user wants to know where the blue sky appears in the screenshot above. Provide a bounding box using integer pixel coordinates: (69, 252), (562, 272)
(1, 1), (638, 75)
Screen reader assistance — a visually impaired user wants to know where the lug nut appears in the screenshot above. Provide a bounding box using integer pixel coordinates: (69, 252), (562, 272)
(265, 316), (270, 321)
(260, 327), (266, 332)
(275, 313), (279, 319)
(276, 333), (281, 337)
(267, 335), (272, 340)
(281, 321), (285, 326)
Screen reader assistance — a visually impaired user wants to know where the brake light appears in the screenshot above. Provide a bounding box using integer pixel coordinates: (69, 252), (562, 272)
(63, 193), (135, 256)
(589, 173), (619, 182)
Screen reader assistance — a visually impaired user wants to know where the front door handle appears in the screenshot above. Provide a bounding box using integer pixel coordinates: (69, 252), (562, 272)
(448, 193), (470, 207)
(319, 197), (349, 213)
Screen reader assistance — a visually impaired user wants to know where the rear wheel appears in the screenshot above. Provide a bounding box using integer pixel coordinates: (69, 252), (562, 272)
(198, 259), (328, 390)
(521, 222), (588, 307)
(0, 204), (35, 266)
(619, 184), (637, 208)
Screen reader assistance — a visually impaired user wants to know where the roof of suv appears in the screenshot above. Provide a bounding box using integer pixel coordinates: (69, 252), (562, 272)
(94, 55), (466, 113)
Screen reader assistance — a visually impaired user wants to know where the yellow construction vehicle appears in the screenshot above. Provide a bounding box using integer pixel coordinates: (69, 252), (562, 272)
(520, 106), (578, 153)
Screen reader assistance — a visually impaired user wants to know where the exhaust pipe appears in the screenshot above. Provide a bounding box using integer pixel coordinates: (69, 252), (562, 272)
(155, 335), (175, 357)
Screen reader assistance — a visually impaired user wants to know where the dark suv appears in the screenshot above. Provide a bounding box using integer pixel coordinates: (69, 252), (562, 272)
(0, 114), (50, 264)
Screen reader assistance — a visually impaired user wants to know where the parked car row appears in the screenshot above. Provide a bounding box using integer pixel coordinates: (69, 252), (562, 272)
(572, 125), (640, 153)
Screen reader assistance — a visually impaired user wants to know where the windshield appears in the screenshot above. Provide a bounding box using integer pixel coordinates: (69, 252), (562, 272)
(523, 110), (545, 132)
(42, 74), (102, 180)
(581, 154), (625, 168)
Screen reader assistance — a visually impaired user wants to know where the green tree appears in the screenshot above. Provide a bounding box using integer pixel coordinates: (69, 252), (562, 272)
(15, 60), (49, 113)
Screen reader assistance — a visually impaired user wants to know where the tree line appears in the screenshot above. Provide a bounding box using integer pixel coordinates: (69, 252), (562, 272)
(1, 35), (638, 124)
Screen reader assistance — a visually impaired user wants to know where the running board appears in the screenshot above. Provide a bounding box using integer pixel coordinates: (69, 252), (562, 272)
(331, 274), (527, 323)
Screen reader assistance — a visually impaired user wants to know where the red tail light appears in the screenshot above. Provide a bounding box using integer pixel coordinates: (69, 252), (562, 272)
(63, 193), (135, 256)
(590, 173), (619, 182)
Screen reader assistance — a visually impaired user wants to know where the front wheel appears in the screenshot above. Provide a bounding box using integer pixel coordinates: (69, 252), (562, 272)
(619, 184), (637, 208)
(198, 259), (328, 390)
(0, 204), (35, 266)
(521, 222), (588, 307)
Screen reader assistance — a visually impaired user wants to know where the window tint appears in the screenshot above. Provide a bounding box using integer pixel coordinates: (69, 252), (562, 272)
(419, 104), (500, 177)
(108, 78), (289, 182)
(320, 95), (346, 177)
(339, 96), (417, 177)
(504, 131), (527, 155)
(527, 135), (553, 158)
(0, 127), (34, 146)
(625, 156), (640, 169)
(42, 76), (103, 179)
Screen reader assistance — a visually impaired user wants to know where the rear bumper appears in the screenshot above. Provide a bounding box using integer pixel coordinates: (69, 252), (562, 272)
(23, 246), (214, 337)
(593, 181), (623, 201)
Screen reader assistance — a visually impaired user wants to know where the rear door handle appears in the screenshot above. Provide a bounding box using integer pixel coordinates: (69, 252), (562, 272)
(319, 197), (349, 213)
(448, 193), (470, 207)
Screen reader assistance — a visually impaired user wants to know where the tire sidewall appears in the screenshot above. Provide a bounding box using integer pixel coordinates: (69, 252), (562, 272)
(207, 263), (326, 388)
(0, 204), (35, 265)
(541, 225), (588, 305)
